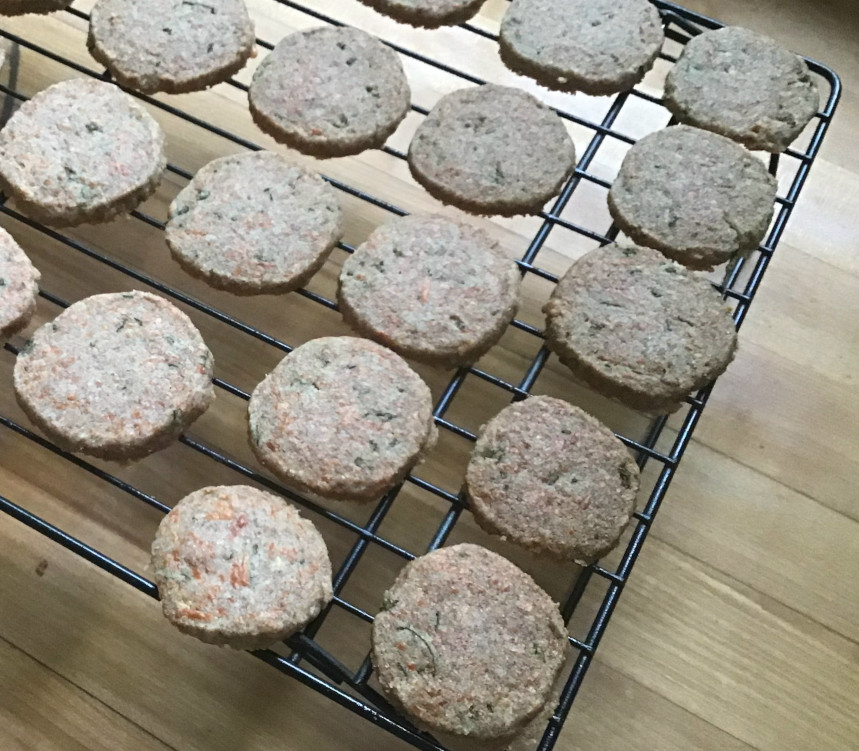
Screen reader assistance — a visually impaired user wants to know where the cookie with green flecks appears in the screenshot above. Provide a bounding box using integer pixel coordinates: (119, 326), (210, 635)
(543, 243), (737, 414)
(88, 0), (255, 94)
(14, 291), (214, 460)
(372, 543), (568, 742)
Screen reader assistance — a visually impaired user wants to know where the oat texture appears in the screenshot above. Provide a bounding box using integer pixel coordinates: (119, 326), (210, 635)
(608, 125), (776, 269)
(166, 152), (343, 294)
(0, 78), (166, 226)
(466, 395), (640, 563)
(543, 243), (738, 414)
(499, 0), (664, 95)
(338, 214), (520, 367)
(249, 26), (411, 158)
(14, 291), (215, 460)
(248, 336), (437, 502)
(372, 543), (568, 741)
(152, 485), (333, 649)
(0, 227), (40, 339)
(88, 0), (255, 94)
(664, 26), (820, 152)
(408, 84), (576, 216)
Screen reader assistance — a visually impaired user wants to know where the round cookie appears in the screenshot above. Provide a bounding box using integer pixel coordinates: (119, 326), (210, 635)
(88, 0), (255, 95)
(249, 27), (411, 158)
(0, 0), (67, 15)
(608, 125), (776, 269)
(543, 243), (738, 414)
(408, 84), (576, 216)
(0, 78), (166, 226)
(465, 396), (639, 563)
(0, 228), (41, 340)
(166, 152), (343, 295)
(151, 485), (333, 649)
(338, 214), (520, 367)
(248, 336), (436, 503)
(14, 291), (215, 460)
(357, 0), (485, 28)
(664, 26), (820, 153)
(372, 543), (567, 742)
(499, 0), (664, 96)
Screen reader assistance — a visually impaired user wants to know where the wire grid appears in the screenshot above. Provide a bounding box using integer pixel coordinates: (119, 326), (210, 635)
(0, 2), (841, 750)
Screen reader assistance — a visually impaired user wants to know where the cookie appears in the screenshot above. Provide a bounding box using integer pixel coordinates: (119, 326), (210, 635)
(249, 27), (411, 158)
(248, 336), (436, 503)
(357, 0), (485, 28)
(499, 0), (664, 95)
(14, 291), (215, 460)
(0, 0), (68, 15)
(338, 214), (520, 367)
(87, 0), (255, 95)
(166, 152), (343, 295)
(543, 243), (738, 414)
(151, 485), (333, 650)
(408, 84), (576, 216)
(0, 78), (166, 226)
(465, 396), (639, 563)
(0, 227), (41, 340)
(608, 125), (776, 269)
(372, 543), (567, 742)
(664, 26), (820, 153)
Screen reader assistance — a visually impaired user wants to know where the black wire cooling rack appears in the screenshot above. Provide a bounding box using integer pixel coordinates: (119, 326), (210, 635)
(0, 2), (841, 750)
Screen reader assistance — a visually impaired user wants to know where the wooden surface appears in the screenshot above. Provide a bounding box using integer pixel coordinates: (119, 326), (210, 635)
(0, 1), (857, 750)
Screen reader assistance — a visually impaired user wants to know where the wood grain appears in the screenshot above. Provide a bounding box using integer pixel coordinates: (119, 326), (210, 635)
(0, 1), (857, 750)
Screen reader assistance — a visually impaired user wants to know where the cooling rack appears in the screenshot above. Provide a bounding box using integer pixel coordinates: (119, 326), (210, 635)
(0, 1), (841, 750)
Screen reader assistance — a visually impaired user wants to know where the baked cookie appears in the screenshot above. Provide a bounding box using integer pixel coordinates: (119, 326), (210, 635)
(357, 0), (485, 28)
(372, 543), (567, 742)
(608, 125), (776, 269)
(88, 0), (255, 94)
(14, 291), (215, 460)
(0, 78), (166, 226)
(152, 485), (333, 649)
(338, 214), (520, 367)
(249, 27), (411, 158)
(166, 152), (343, 294)
(465, 395), (639, 563)
(248, 336), (436, 502)
(408, 84), (576, 215)
(664, 26), (820, 153)
(0, 227), (41, 340)
(543, 243), (738, 414)
(499, 0), (664, 95)
(0, 0), (68, 15)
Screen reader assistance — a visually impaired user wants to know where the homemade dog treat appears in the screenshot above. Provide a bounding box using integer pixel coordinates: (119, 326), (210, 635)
(249, 26), (411, 158)
(499, 0), (664, 95)
(408, 84), (576, 216)
(166, 152), (343, 295)
(151, 485), (333, 649)
(0, 78), (165, 226)
(608, 125), (777, 269)
(466, 395), (640, 563)
(248, 336), (436, 502)
(14, 291), (215, 460)
(544, 243), (738, 413)
(87, 0), (255, 94)
(338, 214), (520, 367)
(372, 543), (568, 742)
(664, 26), (820, 152)
(0, 227), (41, 340)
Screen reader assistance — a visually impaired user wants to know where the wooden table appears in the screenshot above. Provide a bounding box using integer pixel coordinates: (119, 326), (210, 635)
(0, 1), (856, 750)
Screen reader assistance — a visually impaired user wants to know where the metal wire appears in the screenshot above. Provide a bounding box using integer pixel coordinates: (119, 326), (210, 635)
(0, 2), (841, 750)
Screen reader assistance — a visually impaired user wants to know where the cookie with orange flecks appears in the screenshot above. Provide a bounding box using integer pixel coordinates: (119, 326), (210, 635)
(151, 485), (333, 649)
